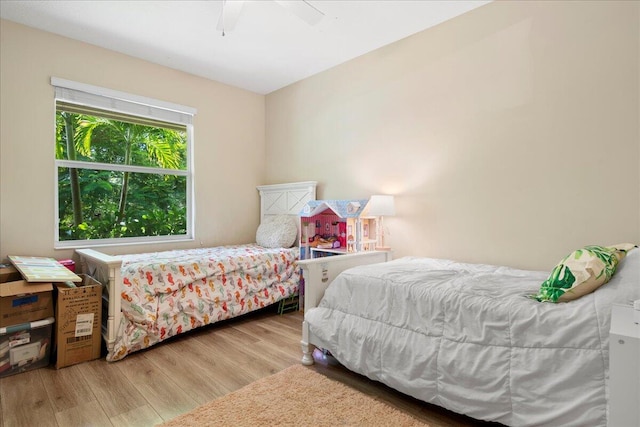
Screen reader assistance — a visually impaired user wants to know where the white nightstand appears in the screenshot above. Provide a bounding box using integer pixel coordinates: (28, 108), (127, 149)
(309, 247), (348, 258)
(608, 303), (640, 427)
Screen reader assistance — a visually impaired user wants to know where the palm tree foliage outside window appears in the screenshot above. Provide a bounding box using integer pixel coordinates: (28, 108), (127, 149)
(55, 94), (193, 246)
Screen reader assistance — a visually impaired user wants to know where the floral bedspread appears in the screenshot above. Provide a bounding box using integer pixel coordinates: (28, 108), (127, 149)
(108, 244), (300, 361)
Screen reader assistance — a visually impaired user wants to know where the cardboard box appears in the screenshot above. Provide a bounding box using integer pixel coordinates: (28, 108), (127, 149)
(0, 266), (53, 327)
(55, 275), (102, 368)
(0, 317), (54, 378)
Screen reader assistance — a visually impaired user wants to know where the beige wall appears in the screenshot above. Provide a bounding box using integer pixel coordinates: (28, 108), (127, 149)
(265, 1), (640, 270)
(0, 20), (266, 260)
(1, 1), (639, 271)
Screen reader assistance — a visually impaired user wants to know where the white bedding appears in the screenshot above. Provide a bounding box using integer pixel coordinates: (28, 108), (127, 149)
(305, 250), (639, 426)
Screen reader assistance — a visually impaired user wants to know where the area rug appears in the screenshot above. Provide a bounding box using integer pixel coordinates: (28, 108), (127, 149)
(159, 364), (429, 426)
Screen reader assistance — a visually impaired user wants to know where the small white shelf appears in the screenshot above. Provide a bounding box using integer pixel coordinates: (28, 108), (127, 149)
(310, 247), (348, 257)
(609, 303), (640, 427)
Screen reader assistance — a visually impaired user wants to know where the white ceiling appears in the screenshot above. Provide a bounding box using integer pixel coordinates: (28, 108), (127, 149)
(0, 0), (490, 94)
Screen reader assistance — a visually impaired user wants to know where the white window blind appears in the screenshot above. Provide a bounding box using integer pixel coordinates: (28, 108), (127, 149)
(51, 77), (196, 126)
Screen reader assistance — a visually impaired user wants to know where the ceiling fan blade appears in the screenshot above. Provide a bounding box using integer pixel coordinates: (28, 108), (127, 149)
(216, 0), (244, 32)
(274, 0), (325, 26)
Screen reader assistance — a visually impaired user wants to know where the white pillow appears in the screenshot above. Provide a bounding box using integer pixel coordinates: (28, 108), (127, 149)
(256, 215), (298, 248)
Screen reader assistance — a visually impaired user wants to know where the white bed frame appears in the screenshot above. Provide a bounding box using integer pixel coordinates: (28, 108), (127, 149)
(76, 181), (317, 354)
(298, 250), (393, 365)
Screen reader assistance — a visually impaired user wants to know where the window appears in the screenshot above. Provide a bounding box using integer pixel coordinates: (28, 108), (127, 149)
(52, 78), (196, 248)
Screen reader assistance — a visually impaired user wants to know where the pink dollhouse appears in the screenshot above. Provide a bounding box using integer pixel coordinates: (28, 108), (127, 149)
(298, 199), (377, 259)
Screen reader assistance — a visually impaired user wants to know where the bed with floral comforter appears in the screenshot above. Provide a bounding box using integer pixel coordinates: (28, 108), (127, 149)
(108, 244), (299, 361)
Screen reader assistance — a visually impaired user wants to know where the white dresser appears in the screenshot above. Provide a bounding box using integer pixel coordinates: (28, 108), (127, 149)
(608, 303), (640, 427)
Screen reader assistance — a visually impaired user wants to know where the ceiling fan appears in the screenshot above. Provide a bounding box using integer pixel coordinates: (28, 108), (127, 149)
(217, 0), (325, 36)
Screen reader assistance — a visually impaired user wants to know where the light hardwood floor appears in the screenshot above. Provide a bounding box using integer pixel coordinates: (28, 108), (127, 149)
(0, 308), (496, 427)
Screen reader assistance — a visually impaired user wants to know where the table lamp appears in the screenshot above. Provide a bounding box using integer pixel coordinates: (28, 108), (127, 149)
(368, 195), (395, 251)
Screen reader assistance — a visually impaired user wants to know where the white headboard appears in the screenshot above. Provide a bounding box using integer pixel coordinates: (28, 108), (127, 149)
(256, 181), (317, 223)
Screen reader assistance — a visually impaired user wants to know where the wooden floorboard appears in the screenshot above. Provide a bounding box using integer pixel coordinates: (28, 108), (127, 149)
(116, 354), (199, 421)
(0, 308), (491, 427)
(53, 400), (112, 427)
(40, 364), (96, 413)
(109, 404), (163, 427)
(0, 369), (57, 427)
(76, 358), (148, 419)
(142, 341), (235, 405)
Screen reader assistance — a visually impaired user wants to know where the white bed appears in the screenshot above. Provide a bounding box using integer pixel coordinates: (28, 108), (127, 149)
(76, 181), (316, 361)
(299, 248), (639, 426)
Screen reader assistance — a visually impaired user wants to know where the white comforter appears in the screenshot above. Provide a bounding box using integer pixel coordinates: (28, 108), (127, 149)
(305, 250), (639, 427)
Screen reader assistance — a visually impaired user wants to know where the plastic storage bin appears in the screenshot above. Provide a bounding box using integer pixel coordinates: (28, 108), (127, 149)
(0, 317), (54, 378)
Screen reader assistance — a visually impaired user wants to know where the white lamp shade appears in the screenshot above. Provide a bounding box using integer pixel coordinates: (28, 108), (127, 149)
(368, 195), (395, 216)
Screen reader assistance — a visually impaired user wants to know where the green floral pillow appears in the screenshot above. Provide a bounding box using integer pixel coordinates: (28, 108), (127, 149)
(532, 243), (637, 303)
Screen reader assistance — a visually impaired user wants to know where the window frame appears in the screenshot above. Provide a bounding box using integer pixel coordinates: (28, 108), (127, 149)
(52, 78), (196, 249)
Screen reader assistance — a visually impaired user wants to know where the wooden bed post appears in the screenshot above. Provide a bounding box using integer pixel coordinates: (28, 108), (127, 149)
(75, 248), (123, 353)
(298, 251), (393, 365)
